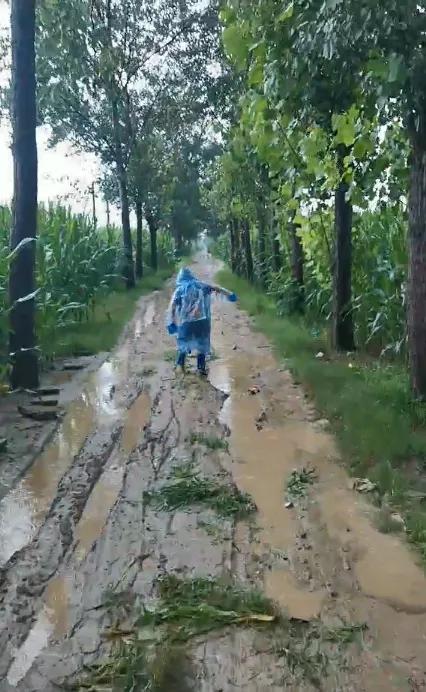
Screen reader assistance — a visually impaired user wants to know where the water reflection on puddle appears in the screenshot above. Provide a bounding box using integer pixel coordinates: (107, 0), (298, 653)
(0, 354), (131, 566)
(6, 388), (152, 687)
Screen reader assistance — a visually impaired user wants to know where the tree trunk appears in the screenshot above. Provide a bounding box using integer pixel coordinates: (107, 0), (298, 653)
(273, 236), (282, 272)
(242, 219), (254, 283)
(288, 217), (305, 313)
(146, 210), (158, 271)
(229, 218), (237, 273)
(408, 138), (426, 398)
(271, 209), (282, 273)
(135, 199), (143, 279)
(176, 229), (183, 256)
(332, 146), (355, 351)
(106, 200), (111, 230)
(257, 204), (267, 286)
(111, 99), (135, 289)
(9, 0), (38, 390)
(117, 169), (135, 289)
(90, 181), (97, 229)
(234, 218), (243, 275)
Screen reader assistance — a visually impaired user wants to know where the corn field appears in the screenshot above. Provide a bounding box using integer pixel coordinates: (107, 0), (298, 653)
(216, 206), (408, 358)
(0, 203), (175, 382)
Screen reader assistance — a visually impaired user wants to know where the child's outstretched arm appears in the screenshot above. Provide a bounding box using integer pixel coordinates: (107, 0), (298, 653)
(208, 284), (237, 302)
(166, 293), (179, 335)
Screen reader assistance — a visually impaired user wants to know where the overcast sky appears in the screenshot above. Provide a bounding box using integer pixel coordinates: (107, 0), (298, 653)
(0, 1), (121, 226)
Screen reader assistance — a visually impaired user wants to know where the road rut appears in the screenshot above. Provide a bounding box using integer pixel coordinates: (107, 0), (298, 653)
(1, 258), (426, 691)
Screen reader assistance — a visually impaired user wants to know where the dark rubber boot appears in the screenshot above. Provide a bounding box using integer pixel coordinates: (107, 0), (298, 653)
(176, 352), (186, 373)
(197, 353), (207, 377)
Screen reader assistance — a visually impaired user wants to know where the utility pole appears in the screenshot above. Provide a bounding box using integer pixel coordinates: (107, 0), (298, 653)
(89, 181), (97, 229)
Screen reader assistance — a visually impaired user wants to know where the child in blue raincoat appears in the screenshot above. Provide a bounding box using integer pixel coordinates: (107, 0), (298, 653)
(167, 267), (237, 375)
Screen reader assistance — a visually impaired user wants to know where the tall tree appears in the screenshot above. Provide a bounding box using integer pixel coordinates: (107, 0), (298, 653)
(222, 0), (365, 349)
(9, 0), (39, 389)
(314, 0), (426, 394)
(135, 196), (144, 279)
(37, 0), (219, 288)
(288, 217), (304, 313)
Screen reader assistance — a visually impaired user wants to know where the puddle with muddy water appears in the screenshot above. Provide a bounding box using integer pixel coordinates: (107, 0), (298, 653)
(0, 358), (128, 567)
(74, 390), (150, 560)
(210, 350), (328, 620)
(144, 300), (156, 328)
(210, 315), (426, 625)
(7, 390), (151, 687)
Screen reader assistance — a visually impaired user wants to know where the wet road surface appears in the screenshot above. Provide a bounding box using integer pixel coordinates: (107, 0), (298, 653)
(1, 259), (426, 690)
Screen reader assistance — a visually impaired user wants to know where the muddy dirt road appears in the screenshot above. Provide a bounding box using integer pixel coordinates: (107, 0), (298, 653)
(1, 258), (426, 691)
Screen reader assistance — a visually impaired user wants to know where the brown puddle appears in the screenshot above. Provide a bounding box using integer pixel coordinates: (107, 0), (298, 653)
(319, 487), (426, 613)
(144, 301), (156, 328)
(121, 391), (151, 455)
(0, 397), (94, 566)
(7, 391), (151, 687)
(211, 310), (426, 624)
(74, 391), (151, 561)
(210, 350), (328, 620)
(0, 360), (128, 566)
(133, 300), (156, 341)
(265, 570), (324, 620)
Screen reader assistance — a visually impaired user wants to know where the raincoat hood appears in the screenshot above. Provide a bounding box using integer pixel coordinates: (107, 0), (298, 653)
(176, 267), (195, 286)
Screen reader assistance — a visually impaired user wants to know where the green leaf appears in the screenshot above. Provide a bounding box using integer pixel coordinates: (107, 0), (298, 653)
(366, 58), (388, 80)
(332, 113), (356, 148)
(222, 24), (249, 69)
(293, 213), (305, 226)
(256, 97), (268, 115)
(248, 63), (264, 87)
(218, 7), (236, 25)
(277, 3), (294, 22)
(7, 237), (36, 261)
(388, 54), (405, 83)
(353, 136), (373, 160)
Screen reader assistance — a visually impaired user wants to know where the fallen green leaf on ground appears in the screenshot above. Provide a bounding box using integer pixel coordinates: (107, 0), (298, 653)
(287, 467), (317, 502)
(189, 431), (229, 451)
(144, 467), (256, 518)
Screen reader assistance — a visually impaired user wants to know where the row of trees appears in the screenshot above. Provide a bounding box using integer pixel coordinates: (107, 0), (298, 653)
(36, 0), (225, 286)
(6, 0), (225, 389)
(207, 0), (426, 399)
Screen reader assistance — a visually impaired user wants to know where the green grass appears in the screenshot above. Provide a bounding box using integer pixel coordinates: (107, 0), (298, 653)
(50, 268), (172, 359)
(198, 518), (227, 543)
(75, 642), (193, 692)
(144, 463), (256, 518)
(189, 431), (229, 451)
(217, 268), (426, 560)
(287, 467), (317, 502)
(80, 574), (366, 691)
(138, 575), (277, 641)
(77, 577), (276, 691)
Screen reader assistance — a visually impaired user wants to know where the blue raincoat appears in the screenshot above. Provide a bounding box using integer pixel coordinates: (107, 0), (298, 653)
(168, 268), (213, 355)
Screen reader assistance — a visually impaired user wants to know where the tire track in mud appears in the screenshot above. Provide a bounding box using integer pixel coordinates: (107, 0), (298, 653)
(0, 293), (166, 686)
(1, 281), (244, 690)
(3, 262), (426, 691)
(9, 363), (239, 689)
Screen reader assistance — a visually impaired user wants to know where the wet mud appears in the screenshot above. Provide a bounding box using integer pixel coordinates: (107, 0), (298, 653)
(1, 262), (426, 691)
